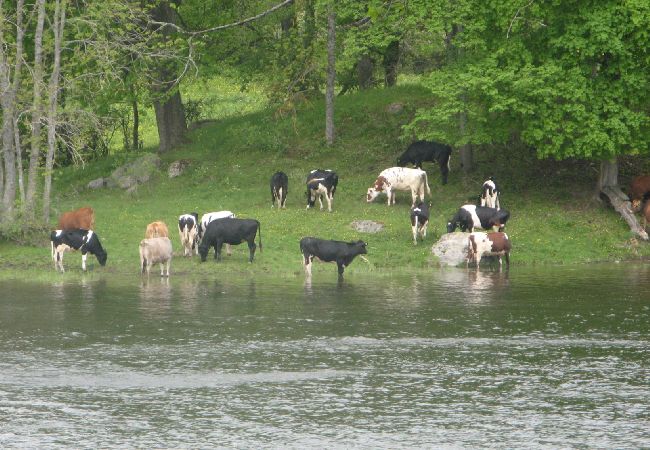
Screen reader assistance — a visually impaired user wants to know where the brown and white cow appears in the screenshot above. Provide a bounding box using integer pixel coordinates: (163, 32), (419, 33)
(629, 175), (650, 211)
(145, 221), (169, 239)
(467, 231), (511, 269)
(139, 236), (173, 276)
(57, 206), (95, 230)
(366, 167), (430, 206)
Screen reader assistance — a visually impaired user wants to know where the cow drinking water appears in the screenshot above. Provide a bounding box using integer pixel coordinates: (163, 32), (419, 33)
(299, 237), (367, 278)
(306, 169), (338, 212)
(366, 167), (430, 207)
(50, 229), (107, 272)
(397, 140), (452, 185)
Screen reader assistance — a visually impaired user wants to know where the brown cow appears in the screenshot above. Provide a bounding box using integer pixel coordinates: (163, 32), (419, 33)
(145, 221), (169, 239)
(57, 206), (95, 230)
(642, 201), (650, 230)
(467, 231), (512, 269)
(628, 175), (650, 211)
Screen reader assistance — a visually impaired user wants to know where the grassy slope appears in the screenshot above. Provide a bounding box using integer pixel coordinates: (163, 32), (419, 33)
(1, 82), (649, 280)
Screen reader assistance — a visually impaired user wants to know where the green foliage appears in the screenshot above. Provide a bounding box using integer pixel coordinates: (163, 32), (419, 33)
(408, 1), (650, 160)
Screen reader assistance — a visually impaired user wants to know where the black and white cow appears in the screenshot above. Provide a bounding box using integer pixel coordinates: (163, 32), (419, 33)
(270, 171), (288, 208)
(50, 229), (107, 272)
(410, 201), (430, 245)
(306, 169), (338, 212)
(447, 205), (510, 233)
(299, 237), (367, 278)
(397, 140), (453, 185)
(480, 177), (500, 210)
(178, 213), (199, 256)
(198, 218), (262, 263)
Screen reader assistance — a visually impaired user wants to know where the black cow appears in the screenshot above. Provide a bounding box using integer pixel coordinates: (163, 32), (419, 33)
(198, 218), (262, 263)
(397, 140), (453, 185)
(299, 237), (367, 278)
(50, 229), (107, 272)
(306, 169), (338, 212)
(447, 205), (510, 233)
(410, 201), (430, 245)
(270, 171), (288, 208)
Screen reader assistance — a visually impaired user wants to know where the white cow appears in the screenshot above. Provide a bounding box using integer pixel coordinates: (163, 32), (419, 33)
(366, 167), (431, 206)
(140, 237), (173, 276)
(199, 210), (236, 255)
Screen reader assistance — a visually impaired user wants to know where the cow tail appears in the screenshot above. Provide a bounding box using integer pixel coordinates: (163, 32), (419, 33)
(424, 171), (431, 196)
(51, 241), (55, 260)
(257, 221), (263, 252)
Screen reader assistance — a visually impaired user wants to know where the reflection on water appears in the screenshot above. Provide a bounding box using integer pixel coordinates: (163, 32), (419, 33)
(0, 264), (649, 448)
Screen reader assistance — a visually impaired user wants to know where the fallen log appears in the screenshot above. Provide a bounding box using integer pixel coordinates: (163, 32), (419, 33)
(600, 185), (648, 240)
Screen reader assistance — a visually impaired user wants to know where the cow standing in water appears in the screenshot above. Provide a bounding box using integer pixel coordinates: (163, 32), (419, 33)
(306, 169), (338, 212)
(140, 236), (173, 276)
(299, 237), (367, 278)
(270, 171), (288, 208)
(198, 218), (262, 263)
(467, 232), (512, 269)
(50, 229), (108, 272)
(397, 140), (453, 185)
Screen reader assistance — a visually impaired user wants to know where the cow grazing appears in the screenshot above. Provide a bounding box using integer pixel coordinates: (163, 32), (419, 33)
(270, 171), (288, 208)
(397, 140), (453, 185)
(145, 221), (169, 239)
(447, 205), (510, 233)
(57, 206), (95, 230)
(140, 237), (173, 276)
(467, 232), (512, 269)
(480, 177), (500, 210)
(628, 175), (650, 211)
(299, 237), (367, 278)
(50, 229), (107, 272)
(306, 169), (338, 212)
(198, 218), (262, 263)
(178, 213), (199, 257)
(367, 167), (431, 206)
(410, 201), (430, 245)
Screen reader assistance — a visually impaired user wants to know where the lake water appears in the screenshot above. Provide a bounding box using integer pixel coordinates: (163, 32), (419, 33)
(1, 264), (649, 448)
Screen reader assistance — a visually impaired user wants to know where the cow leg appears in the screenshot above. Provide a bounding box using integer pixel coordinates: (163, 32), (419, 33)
(422, 220), (428, 239)
(215, 241), (223, 261)
(336, 260), (345, 278)
(505, 252), (510, 268)
(160, 263), (165, 277)
(248, 240), (256, 263)
(281, 188), (287, 208)
(412, 223), (418, 245)
(326, 193), (333, 212)
(82, 253), (87, 271)
(303, 253), (312, 276)
(318, 194), (324, 210)
(271, 188), (276, 208)
(226, 244), (232, 256)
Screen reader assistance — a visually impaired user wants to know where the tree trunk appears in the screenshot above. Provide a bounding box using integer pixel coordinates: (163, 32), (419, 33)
(154, 90), (186, 153)
(132, 99), (140, 150)
(14, 113), (25, 206)
(597, 158), (648, 240)
(325, 7), (336, 146)
(42, 0), (66, 223)
(383, 40), (400, 87)
(26, 0), (47, 215)
(357, 54), (374, 89)
(150, 1), (187, 153)
(458, 104), (473, 172)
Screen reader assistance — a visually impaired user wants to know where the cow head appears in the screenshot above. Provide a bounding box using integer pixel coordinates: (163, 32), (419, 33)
(366, 177), (388, 202)
(85, 232), (107, 266)
(354, 240), (368, 255)
(306, 187), (316, 209)
(447, 221), (458, 233)
(632, 199), (641, 212)
(397, 155), (407, 166)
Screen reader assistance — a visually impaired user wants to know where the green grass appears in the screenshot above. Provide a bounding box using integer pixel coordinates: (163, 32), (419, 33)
(1, 81), (649, 280)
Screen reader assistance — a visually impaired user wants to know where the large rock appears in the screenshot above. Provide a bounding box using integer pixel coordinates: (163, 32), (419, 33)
(109, 153), (161, 190)
(351, 220), (384, 233)
(431, 232), (469, 267)
(87, 177), (106, 189)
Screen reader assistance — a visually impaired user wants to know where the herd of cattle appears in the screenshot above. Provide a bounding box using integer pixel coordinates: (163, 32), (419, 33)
(48, 140), (650, 277)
